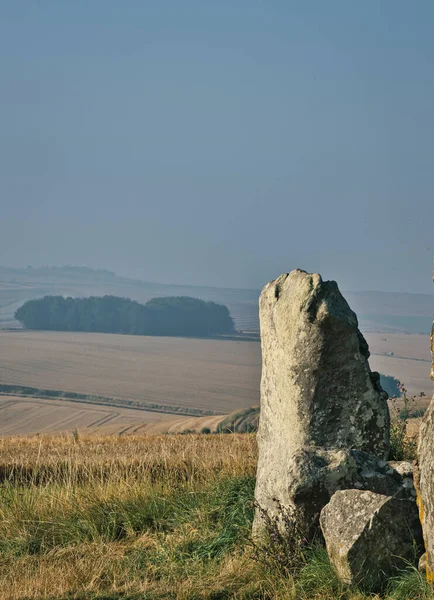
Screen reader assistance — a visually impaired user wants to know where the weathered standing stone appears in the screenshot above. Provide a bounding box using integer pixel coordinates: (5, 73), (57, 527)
(415, 318), (434, 583)
(276, 447), (415, 527)
(320, 489), (423, 589)
(351, 452), (416, 499)
(253, 270), (390, 535)
(414, 263), (434, 582)
(431, 319), (434, 381)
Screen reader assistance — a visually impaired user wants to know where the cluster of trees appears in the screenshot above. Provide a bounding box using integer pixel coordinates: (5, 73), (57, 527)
(15, 295), (235, 338)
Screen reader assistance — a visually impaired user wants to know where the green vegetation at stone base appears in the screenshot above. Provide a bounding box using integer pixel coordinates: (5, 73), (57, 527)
(15, 294), (235, 337)
(0, 478), (429, 600)
(0, 434), (429, 600)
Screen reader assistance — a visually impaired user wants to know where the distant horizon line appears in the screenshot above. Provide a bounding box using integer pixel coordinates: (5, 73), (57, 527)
(0, 264), (433, 298)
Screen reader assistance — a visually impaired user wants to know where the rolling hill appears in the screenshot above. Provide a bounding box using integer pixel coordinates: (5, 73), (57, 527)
(1, 265), (432, 334)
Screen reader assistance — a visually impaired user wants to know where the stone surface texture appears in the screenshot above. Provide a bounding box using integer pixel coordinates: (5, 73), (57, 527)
(415, 323), (434, 583)
(253, 270), (390, 534)
(414, 269), (434, 583)
(419, 552), (428, 575)
(274, 447), (416, 527)
(431, 319), (434, 381)
(320, 489), (423, 589)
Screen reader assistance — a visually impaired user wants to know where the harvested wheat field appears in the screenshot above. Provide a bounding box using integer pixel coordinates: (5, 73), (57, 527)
(0, 395), (225, 437)
(1, 331), (431, 403)
(0, 330), (432, 437)
(0, 396), (212, 436)
(0, 330), (261, 412)
(367, 332), (433, 401)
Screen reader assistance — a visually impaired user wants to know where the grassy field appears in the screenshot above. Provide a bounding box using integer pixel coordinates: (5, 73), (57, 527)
(0, 433), (430, 600)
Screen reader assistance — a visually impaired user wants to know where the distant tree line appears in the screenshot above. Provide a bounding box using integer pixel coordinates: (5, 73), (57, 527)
(15, 295), (236, 338)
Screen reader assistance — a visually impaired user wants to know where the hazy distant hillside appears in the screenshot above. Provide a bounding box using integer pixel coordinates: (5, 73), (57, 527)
(0, 266), (259, 332)
(345, 291), (433, 334)
(0, 266), (432, 334)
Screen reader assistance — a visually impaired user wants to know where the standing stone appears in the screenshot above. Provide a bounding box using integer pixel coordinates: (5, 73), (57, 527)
(415, 313), (434, 583)
(431, 320), (434, 381)
(320, 489), (423, 589)
(253, 270), (390, 536)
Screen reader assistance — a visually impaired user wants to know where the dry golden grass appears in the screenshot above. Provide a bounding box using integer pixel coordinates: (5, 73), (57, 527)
(0, 433), (258, 485)
(0, 434), (260, 600)
(0, 545), (308, 600)
(0, 546), (248, 600)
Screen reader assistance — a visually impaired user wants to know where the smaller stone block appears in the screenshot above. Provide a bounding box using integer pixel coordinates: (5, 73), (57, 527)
(320, 489), (423, 589)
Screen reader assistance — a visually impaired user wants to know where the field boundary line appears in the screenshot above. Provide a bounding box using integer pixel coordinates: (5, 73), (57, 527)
(0, 385), (220, 417)
(371, 352), (431, 363)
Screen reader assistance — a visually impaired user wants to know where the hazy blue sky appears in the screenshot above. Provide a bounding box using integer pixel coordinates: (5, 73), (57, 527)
(1, 1), (433, 293)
